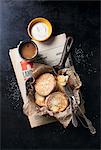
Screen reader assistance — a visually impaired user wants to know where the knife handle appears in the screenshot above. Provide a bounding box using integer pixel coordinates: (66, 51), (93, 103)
(58, 36), (73, 68)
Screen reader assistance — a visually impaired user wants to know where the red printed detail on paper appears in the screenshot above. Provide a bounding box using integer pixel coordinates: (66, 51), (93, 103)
(20, 60), (33, 80)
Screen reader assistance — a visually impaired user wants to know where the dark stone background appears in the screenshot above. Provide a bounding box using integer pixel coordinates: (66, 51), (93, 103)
(0, 0), (100, 149)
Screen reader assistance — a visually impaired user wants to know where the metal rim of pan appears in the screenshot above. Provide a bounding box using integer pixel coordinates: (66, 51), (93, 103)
(18, 40), (38, 61)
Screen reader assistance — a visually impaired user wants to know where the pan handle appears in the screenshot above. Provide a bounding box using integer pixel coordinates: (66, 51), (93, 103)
(58, 36), (73, 68)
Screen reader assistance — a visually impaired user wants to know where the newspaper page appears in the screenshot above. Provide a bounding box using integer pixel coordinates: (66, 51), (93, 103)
(9, 33), (71, 128)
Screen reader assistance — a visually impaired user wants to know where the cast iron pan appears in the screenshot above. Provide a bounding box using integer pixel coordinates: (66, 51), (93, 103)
(25, 36), (74, 92)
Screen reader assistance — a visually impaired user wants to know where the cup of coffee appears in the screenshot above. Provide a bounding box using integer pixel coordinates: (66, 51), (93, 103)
(18, 41), (38, 61)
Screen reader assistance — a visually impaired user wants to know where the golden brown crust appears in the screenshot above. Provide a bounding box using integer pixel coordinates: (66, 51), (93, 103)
(35, 73), (56, 96)
(35, 92), (45, 107)
(57, 75), (69, 86)
(45, 92), (68, 113)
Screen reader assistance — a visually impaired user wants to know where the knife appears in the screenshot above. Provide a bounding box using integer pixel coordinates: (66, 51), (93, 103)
(64, 85), (96, 134)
